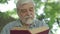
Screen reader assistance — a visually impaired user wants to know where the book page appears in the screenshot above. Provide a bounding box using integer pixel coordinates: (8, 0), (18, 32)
(11, 26), (49, 34)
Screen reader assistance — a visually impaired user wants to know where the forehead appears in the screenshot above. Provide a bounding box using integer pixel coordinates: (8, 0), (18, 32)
(18, 3), (34, 9)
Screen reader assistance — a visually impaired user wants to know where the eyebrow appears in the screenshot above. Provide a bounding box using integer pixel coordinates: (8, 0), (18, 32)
(22, 3), (27, 6)
(20, 7), (33, 9)
(30, 7), (33, 8)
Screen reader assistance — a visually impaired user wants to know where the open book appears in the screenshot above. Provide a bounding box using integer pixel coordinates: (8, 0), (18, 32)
(10, 26), (49, 34)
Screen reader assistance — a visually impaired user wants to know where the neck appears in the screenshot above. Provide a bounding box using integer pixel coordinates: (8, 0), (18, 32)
(22, 23), (31, 29)
(20, 20), (30, 27)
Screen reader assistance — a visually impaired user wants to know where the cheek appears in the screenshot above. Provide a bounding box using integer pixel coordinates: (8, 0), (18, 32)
(32, 13), (34, 18)
(31, 12), (35, 18)
(19, 13), (26, 18)
(21, 12), (30, 17)
(18, 13), (24, 20)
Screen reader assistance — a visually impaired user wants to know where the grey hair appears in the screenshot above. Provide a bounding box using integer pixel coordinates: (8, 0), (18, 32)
(16, 0), (35, 7)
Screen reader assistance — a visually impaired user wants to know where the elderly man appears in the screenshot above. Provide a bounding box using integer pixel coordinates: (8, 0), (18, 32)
(0, 0), (51, 34)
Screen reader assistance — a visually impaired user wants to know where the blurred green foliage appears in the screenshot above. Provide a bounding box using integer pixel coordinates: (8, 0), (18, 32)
(34, 0), (60, 29)
(0, 0), (8, 3)
(0, 9), (17, 19)
(44, 1), (60, 28)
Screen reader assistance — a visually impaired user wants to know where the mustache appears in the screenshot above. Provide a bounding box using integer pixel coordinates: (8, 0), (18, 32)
(24, 15), (33, 19)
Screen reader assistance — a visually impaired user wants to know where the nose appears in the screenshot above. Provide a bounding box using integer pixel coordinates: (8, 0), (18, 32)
(27, 10), (31, 16)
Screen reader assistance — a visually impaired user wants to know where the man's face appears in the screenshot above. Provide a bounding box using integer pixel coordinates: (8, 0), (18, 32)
(17, 3), (35, 25)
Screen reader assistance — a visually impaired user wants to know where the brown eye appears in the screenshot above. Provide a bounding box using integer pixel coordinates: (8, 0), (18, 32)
(21, 9), (27, 13)
(29, 7), (33, 12)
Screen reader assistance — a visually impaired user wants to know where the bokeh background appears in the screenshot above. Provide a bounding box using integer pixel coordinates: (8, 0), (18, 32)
(0, 0), (60, 34)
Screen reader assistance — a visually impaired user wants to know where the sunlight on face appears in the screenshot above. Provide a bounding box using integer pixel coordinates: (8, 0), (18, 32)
(17, 3), (35, 25)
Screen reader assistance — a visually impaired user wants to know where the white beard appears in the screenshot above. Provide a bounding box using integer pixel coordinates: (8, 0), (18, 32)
(21, 15), (34, 25)
(26, 18), (33, 24)
(22, 17), (33, 25)
(22, 18), (34, 25)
